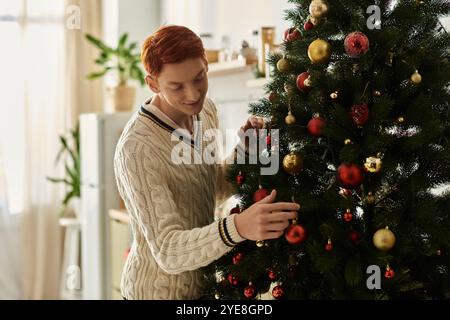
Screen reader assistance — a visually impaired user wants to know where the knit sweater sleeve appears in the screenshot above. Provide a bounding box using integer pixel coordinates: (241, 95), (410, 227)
(114, 139), (245, 275)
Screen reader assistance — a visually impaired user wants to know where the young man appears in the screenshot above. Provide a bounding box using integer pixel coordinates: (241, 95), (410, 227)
(114, 25), (299, 300)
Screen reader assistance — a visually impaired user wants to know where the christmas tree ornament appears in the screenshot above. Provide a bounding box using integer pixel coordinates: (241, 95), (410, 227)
(325, 238), (333, 251)
(214, 292), (221, 300)
(284, 27), (301, 42)
(232, 252), (244, 265)
(256, 240), (265, 247)
(373, 226), (396, 251)
(350, 103), (369, 126)
(366, 192), (376, 205)
(285, 111), (296, 125)
(230, 204), (241, 214)
(337, 163), (364, 189)
(307, 115), (326, 137)
(285, 220), (307, 244)
(373, 90), (381, 97)
(343, 209), (354, 222)
(384, 265), (395, 279)
(282, 152), (303, 175)
(364, 156), (382, 173)
(339, 187), (352, 198)
(410, 69), (422, 84)
(253, 185), (270, 202)
(308, 39), (332, 64)
(228, 273), (239, 286)
(304, 19), (314, 30)
(309, 0), (329, 19)
(272, 285), (285, 299)
(268, 91), (277, 103)
(330, 91), (339, 99)
(244, 282), (257, 299)
(268, 269), (278, 281)
(344, 138), (353, 145)
(296, 72), (312, 92)
(349, 230), (362, 244)
(266, 134), (271, 146)
(344, 32), (370, 57)
(236, 171), (245, 185)
(397, 116), (405, 123)
(277, 57), (291, 73)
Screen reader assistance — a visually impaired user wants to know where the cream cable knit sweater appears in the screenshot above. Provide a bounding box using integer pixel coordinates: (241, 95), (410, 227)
(114, 97), (245, 300)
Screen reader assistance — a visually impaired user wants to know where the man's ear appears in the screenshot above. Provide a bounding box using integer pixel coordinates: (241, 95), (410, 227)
(145, 75), (160, 93)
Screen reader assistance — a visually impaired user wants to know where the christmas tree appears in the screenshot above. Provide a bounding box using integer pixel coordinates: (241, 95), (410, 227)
(205, 0), (450, 300)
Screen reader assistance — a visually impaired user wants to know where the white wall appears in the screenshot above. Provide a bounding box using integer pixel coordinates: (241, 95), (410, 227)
(162, 0), (294, 50)
(102, 0), (162, 109)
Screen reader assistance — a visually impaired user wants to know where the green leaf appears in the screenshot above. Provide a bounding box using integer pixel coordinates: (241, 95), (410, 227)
(118, 33), (128, 48)
(46, 177), (71, 185)
(86, 70), (108, 80)
(85, 34), (113, 54)
(62, 190), (76, 205)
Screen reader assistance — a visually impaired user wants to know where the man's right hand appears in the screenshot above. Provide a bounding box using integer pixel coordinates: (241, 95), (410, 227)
(234, 190), (300, 241)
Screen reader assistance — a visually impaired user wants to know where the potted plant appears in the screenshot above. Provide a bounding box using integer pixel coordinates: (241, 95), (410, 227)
(47, 123), (81, 218)
(85, 33), (145, 112)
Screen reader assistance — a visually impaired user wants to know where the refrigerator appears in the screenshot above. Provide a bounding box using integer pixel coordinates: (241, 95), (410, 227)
(79, 112), (132, 300)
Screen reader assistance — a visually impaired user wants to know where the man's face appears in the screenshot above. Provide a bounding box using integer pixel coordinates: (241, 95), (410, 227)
(146, 57), (208, 116)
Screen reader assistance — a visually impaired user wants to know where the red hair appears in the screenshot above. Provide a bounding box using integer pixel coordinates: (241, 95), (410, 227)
(141, 25), (207, 77)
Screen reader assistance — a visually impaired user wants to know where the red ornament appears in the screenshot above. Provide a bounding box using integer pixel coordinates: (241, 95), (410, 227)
(272, 285), (284, 299)
(266, 134), (271, 145)
(268, 269), (278, 281)
(304, 20), (314, 31)
(348, 230), (362, 244)
(244, 283), (257, 299)
(227, 273), (239, 286)
(343, 209), (354, 222)
(296, 72), (311, 92)
(232, 252), (244, 265)
(339, 188), (352, 198)
(325, 239), (333, 251)
(253, 186), (269, 202)
(236, 171), (245, 185)
(350, 103), (369, 126)
(337, 163), (364, 189)
(307, 116), (326, 137)
(344, 32), (370, 58)
(385, 266), (395, 279)
(230, 204), (241, 214)
(284, 27), (301, 42)
(285, 223), (307, 245)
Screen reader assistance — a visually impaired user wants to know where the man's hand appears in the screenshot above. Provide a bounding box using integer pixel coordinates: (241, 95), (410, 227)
(234, 190), (300, 241)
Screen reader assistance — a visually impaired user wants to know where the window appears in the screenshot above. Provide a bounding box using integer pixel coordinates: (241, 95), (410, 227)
(0, 0), (65, 214)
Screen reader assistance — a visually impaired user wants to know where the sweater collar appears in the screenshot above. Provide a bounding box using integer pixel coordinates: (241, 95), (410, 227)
(139, 99), (201, 149)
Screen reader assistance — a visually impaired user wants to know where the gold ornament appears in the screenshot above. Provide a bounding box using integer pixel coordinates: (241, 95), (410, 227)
(373, 90), (381, 97)
(308, 39), (331, 64)
(364, 156), (382, 173)
(366, 192), (376, 205)
(410, 70), (422, 84)
(277, 58), (291, 73)
(215, 293), (221, 299)
(330, 91), (338, 99)
(397, 116), (405, 123)
(282, 152), (303, 175)
(256, 240), (265, 247)
(309, 0), (329, 19)
(285, 111), (296, 125)
(344, 138), (353, 145)
(373, 226), (396, 251)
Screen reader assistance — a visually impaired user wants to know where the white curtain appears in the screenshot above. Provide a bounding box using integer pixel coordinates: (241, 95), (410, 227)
(0, 0), (102, 299)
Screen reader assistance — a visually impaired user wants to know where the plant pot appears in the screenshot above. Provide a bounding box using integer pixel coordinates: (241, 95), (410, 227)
(106, 84), (136, 112)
